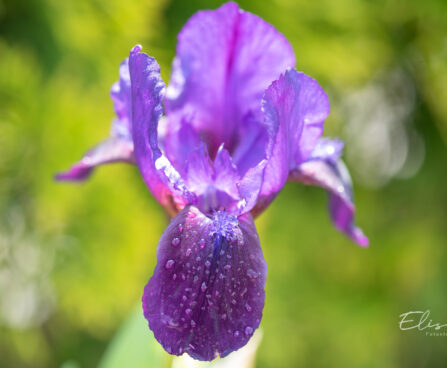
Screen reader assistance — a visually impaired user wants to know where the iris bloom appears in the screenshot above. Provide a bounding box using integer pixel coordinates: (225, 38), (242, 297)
(57, 2), (368, 361)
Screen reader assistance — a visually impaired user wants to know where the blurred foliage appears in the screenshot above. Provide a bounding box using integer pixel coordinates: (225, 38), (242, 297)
(0, 0), (446, 367)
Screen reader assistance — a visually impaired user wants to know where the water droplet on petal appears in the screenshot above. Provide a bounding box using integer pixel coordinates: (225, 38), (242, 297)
(193, 275), (199, 282)
(241, 288), (247, 297)
(205, 260), (211, 268)
(171, 237), (180, 247)
(224, 264), (231, 271)
(245, 303), (252, 312)
(172, 273), (177, 280)
(244, 326), (253, 336)
(190, 320), (196, 328)
(201, 282), (207, 292)
(234, 330), (240, 337)
(231, 299), (237, 305)
(185, 308), (192, 316)
(165, 259), (175, 269)
(186, 248), (192, 257)
(178, 224), (183, 233)
(182, 295), (187, 302)
(221, 313), (227, 320)
(199, 238), (206, 248)
(247, 268), (258, 280)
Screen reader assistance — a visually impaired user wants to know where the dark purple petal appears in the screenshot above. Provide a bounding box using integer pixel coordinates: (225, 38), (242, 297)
(129, 45), (195, 211)
(110, 58), (132, 136)
(55, 137), (134, 181)
(143, 205), (266, 361)
(165, 2), (295, 153)
(290, 156), (369, 247)
(253, 69), (330, 216)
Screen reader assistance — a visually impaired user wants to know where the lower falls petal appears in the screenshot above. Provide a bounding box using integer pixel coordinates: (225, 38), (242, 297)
(142, 205), (266, 361)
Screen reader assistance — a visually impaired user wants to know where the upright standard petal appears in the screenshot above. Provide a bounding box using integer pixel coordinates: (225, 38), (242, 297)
(254, 69), (330, 215)
(290, 139), (369, 247)
(165, 2), (295, 153)
(143, 206), (266, 361)
(129, 45), (195, 213)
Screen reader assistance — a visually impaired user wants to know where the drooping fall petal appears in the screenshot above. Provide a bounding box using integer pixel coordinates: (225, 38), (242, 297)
(143, 205), (266, 361)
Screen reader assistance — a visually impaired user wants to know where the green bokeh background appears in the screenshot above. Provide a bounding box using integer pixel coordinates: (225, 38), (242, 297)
(0, 0), (446, 367)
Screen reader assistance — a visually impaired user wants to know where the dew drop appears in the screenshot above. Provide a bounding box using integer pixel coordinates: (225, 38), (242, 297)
(234, 330), (240, 337)
(241, 288), (248, 297)
(190, 320), (196, 328)
(196, 256), (201, 262)
(247, 268), (258, 280)
(165, 259), (175, 269)
(199, 238), (206, 248)
(231, 299), (237, 305)
(245, 303), (252, 312)
(172, 273), (177, 281)
(221, 313), (227, 320)
(193, 275), (199, 282)
(185, 308), (192, 316)
(186, 248), (192, 257)
(224, 265), (231, 271)
(244, 326), (253, 336)
(178, 224), (183, 233)
(182, 295), (187, 302)
(171, 237), (181, 247)
(201, 282), (207, 292)
(205, 260), (211, 268)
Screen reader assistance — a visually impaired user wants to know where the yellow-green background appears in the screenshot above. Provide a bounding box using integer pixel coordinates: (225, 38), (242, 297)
(0, 0), (446, 367)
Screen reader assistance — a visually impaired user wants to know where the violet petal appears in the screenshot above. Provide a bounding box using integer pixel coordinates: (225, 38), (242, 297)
(290, 142), (368, 247)
(55, 137), (134, 181)
(129, 45), (195, 209)
(143, 205), (266, 361)
(254, 69), (330, 216)
(110, 57), (132, 136)
(165, 2), (295, 152)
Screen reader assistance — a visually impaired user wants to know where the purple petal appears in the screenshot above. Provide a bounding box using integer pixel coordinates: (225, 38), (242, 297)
(110, 57), (132, 136)
(55, 137), (134, 181)
(185, 146), (242, 213)
(165, 2), (295, 153)
(290, 156), (369, 247)
(163, 114), (201, 176)
(309, 137), (344, 162)
(231, 114), (269, 176)
(254, 69), (330, 216)
(129, 45), (195, 210)
(143, 205), (266, 361)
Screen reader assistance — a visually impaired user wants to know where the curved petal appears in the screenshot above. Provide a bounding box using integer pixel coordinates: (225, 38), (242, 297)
(290, 140), (368, 247)
(143, 205), (266, 361)
(165, 2), (295, 153)
(55, 137), (134, 181)
(110, 58), (132, 136)
(253, 69), (330, 216)
(57, 56), (135, 182)
(129, 45), (195, 211)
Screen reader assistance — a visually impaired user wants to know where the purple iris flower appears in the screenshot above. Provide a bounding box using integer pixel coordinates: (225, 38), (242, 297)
(57, 2), (368, 361)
